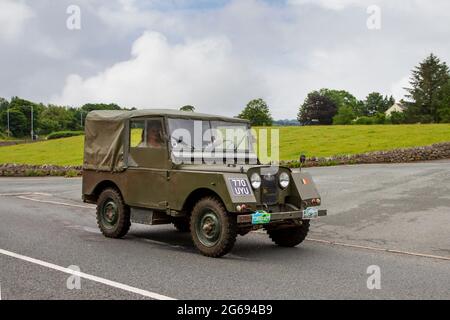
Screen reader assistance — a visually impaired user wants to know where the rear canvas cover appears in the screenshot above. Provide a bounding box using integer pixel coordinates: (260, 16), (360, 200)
(84, 111), (127, 172)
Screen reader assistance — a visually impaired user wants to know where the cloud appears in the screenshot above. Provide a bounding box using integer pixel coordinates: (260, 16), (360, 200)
(391, 76), (411, 102)
(2, 0), (450, 118)
(52, 31), (266, 115)
(0, 0), (33, 41)
(288, 0), (362, 11)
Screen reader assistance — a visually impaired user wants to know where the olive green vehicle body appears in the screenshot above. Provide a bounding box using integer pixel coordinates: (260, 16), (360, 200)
(82, 110), (326, 228)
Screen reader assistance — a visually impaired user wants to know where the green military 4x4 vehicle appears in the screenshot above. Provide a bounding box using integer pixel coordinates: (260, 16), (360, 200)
(82, 109), (326, 257)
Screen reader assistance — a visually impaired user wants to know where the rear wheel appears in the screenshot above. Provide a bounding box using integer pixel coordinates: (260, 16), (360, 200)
(267, 220), (310, 247)
(190, 197), (237, 258)
(96, 188), (130, 238)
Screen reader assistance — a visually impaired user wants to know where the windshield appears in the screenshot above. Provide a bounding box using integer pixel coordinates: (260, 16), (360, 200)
(168, 118), (257, 164)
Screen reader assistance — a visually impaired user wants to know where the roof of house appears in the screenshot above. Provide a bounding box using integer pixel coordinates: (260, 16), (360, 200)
(385, 102), (406, 114)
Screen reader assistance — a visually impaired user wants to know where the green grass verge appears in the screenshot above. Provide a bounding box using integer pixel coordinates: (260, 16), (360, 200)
(0, 135), (84, 166)
(255, 124), (450, 160)
(0, 124), (449, 165)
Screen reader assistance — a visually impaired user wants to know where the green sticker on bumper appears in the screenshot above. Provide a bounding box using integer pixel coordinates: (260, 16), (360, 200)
(252, 210), (271, 224)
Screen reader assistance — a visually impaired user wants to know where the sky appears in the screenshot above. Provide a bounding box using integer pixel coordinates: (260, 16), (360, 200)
(1, 0), (450, 119)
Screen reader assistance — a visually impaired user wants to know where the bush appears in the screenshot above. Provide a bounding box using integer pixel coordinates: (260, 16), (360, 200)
(47, 131), (84, 140)
(354, 116), (374, 125)
(389, 111), (406, 124)
(438, 107), (450, 123)
(333, 106), (356, 125)
(65, 169), (81, 177)
(373, 112), (387, 124)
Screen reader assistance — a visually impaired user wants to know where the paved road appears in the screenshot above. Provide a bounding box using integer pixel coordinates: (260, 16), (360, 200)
(0, 161), (449, 300)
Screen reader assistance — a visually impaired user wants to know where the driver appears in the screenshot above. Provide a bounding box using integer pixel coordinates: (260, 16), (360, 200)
(138, 121), (163, 148)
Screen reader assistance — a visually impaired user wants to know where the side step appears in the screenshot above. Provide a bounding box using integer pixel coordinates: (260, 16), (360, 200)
(130, 207), (172, 225)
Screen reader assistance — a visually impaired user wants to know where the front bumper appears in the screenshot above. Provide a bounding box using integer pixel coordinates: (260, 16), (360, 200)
(236, 209), (327, 225)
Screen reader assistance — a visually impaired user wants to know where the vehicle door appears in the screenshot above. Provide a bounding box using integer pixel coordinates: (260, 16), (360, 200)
(125, 117), (169, 209)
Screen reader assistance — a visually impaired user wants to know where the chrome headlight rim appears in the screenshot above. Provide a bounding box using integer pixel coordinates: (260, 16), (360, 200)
(279, 172), (290, 189)
(250, 172), (261, 189)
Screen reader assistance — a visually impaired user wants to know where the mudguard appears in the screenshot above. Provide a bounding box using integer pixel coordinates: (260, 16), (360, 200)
(291, 172), (321, 201)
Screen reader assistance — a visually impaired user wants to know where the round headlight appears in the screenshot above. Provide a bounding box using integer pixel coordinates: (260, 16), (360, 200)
(250, 173), (261, 189)
(279, 172), (290, 189)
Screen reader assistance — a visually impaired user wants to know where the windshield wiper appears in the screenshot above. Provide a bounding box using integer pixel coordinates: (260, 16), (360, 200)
(170, 136), (199, 152)
(233, 135), (248, 152)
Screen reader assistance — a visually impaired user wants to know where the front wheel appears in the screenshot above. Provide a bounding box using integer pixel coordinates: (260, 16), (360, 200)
(267, 220), (310, 247)
(96, 188), (131, 238)
(190, 197), (237, 257)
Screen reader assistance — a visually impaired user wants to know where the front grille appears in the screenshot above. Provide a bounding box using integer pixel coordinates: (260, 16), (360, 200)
(261, 174), (278, 205)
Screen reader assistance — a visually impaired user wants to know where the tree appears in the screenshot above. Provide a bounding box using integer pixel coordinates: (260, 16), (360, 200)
(436, 80), (450, 123)
(0, 97), (8, 113)
(81, 103), (121, 112)
(363, 92), (395, 116)
(405, 53), (450, 123)
(298, 91), (337, 125)
(333, 105), (356, 125)
(38, 105), (76, 134)
(0, 98), (9, 135)
(8, 97), (43, 135)
(180, 105), (195, 112)
(0, 108), (28, 137)
(320, 89), (364, 116)
(238, 98), (273, 126)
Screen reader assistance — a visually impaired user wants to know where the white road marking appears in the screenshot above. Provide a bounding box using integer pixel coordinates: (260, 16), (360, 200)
(306, 238), (450, 261)
(0, 192), (35, 196)
(253, 230), (450, 261)
(0, 192), (53, 197)
(17, 195), (94, 209)
(0, 248), (176, 300)
(0, 191), (94, 209)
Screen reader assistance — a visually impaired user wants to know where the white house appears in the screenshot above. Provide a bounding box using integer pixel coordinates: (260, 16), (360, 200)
(385, 102), (406, 116)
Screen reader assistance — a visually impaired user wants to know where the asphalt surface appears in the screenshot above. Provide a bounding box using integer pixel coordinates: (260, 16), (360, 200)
(0, 161), (449, 300)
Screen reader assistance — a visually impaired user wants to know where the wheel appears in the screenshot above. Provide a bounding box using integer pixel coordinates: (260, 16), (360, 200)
(173, 217), (190, 232)
(267, 220), (310, 247)
(96, 188), (131, 238)
(190, 197), (237, 257)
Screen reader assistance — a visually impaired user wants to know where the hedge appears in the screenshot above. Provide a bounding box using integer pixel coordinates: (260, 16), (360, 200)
(47, 131), (84, 140)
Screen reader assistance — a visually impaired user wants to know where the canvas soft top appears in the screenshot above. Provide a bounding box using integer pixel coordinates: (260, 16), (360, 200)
(85, 109), (249, 123)
(84, 109), (248, 172)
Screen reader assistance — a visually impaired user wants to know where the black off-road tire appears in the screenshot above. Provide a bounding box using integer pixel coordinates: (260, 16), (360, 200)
(96, 188), (131, 238)
(190, 197), (237, 258)
(173, 217), (190, 232)
(267, 220), (310, 247)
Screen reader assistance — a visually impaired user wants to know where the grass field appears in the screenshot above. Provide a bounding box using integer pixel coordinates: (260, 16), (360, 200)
(0, 124), (449, 165)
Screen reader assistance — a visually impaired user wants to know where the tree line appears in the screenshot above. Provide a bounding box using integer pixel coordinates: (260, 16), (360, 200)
(0, 99), (131, 139)
(1, 53), (449, 139)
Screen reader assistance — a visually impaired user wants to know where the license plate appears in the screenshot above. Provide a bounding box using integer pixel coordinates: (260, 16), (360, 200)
(302, 207), (319, 219)
(252, 210), (271, 224)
